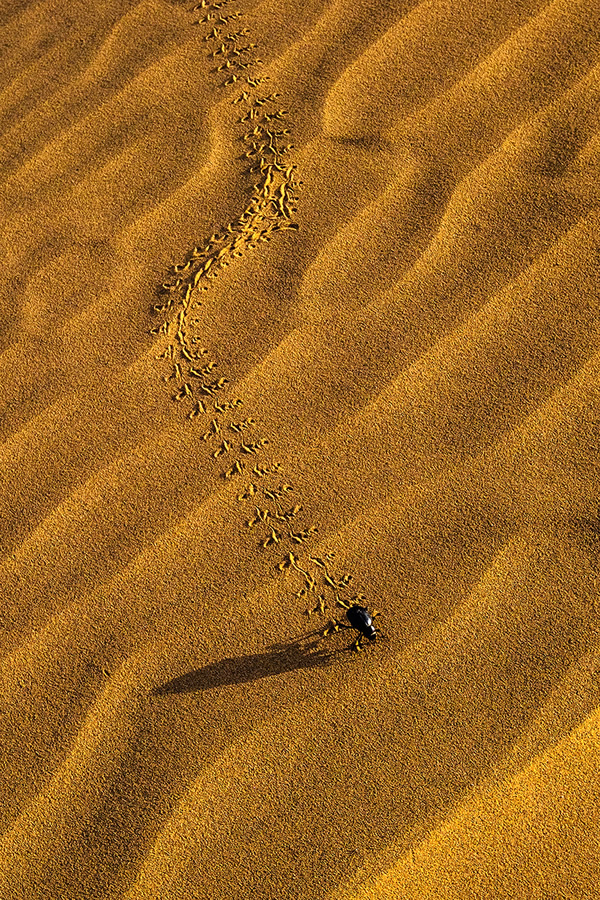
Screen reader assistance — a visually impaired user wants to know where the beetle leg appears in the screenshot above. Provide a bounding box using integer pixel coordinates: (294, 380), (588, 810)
(322, 619), (352, 638)
(351, 635), (364, 653)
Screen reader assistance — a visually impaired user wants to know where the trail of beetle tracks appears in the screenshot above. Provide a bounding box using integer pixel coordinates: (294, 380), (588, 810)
(150, 0), (372, 639)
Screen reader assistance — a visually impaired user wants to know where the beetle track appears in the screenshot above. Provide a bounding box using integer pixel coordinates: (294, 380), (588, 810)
(149, 0), (368, 622)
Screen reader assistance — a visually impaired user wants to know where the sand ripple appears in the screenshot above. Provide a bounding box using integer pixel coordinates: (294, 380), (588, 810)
(0, 0), (599, 897)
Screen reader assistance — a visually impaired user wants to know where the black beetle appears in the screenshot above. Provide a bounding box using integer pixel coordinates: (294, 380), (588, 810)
(322, 598), (383, 653)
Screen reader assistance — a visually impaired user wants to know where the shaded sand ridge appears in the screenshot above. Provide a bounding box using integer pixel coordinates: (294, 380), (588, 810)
(0, 0), (599, 898)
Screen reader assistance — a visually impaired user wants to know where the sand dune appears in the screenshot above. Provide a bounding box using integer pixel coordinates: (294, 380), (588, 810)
(0, 0), (599, 897)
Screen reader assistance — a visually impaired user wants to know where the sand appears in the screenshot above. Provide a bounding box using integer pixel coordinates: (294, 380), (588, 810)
(0, 0), (599, 897)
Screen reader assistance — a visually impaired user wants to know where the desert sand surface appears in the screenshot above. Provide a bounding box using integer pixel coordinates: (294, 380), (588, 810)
(0, 0), (599, 897)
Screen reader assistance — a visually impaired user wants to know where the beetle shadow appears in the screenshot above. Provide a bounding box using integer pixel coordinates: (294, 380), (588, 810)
(152, 628), (344, 696)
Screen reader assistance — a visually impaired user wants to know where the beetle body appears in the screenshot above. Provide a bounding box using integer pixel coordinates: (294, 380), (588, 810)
(321, 600), (382, 652)
(345, 605), (377, 641)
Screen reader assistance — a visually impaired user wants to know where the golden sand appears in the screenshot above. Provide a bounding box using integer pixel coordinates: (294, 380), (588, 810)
(0, 0), (599, 896)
